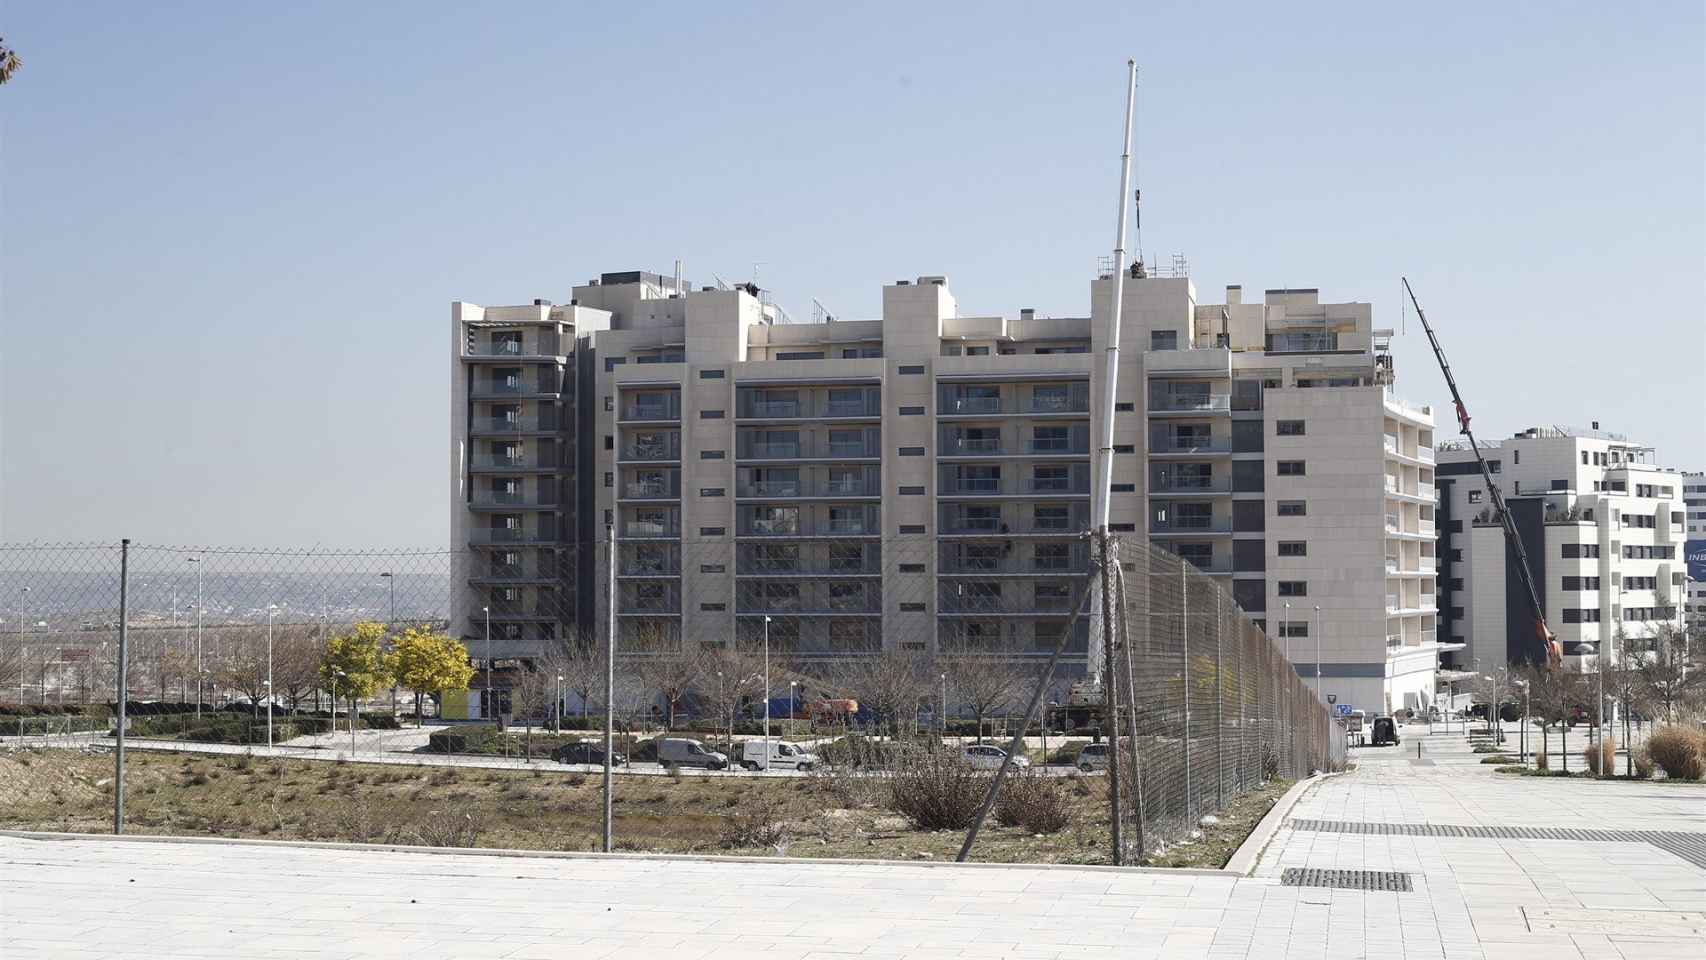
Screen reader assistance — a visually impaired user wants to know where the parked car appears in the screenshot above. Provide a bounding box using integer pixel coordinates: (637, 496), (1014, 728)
(740, 739), (820, 771)
(551, 741), (625, 766)
(961, 744), (1028, 771)
(656, 737), (729, 770)
(1076, 742), (1109, 772)
(1369, 716), (1400, 746)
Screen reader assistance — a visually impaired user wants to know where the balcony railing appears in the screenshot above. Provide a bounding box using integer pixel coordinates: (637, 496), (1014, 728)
(622, 478), (680, 500)
(1150, 394), (1231, 413)
(938, 592), (1083, 615)
(471, 453), (557, 470)
(469, 528), (557, 545)
(466, 336), (560, 357)
(470, 416), (556, 433)
(942, 436), (1002, 455)
(738, 476), (879, 498)
(1418, 447), (1435, 463)
(1149, 518), (1232, 535)
(737, 393), (881, 419)
(942, 396), (1002, 415)
(472, 562), (559, 581)
(473, 378), (556, 397)
(939, 548), (1090, 576)
(623, 520), (679, 538)
(619, 436), (681, 461)
(1150, 476), (1230, 494)
(1150, 435), (1231, 454)
(1025, 437), (1088, 455)
(622, 401), (681, 422)
(472, 491), (559, 508)
(750, 399), (803, 418)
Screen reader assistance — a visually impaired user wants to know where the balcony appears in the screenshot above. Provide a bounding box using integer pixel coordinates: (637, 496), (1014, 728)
(1264, 333), (1339, 354)
(465, 336), (561, 358)
(619, 436), (681, 462)
(736, 392), (882, 420)
(469, 562), (559, 583)
(470, 453), (559, 471)
(1150, 435), (1231, 456)
(1149, 394), (1231, 414)
(1178, 556), (1233, 575)
(737, 476), (880, 499)
(470, 416), (557, 434)
(472, 377), (557, 398)
(939, 514), (1088, 536)
(622, 399), (681, 423)
(623, 519), (680, 539)
(621, 476), (680, 500)
(941, 436), (1002, 455)
(1418, 447), (1435, 463)
(939, 547), (1090, 576)
(470, 491), (559, 509)
(1149, 518), (1231, 537)
(1150, 476), (1230, 495)
(1025, 436), (1089, 455)
(469, 528), (559, 545)
(937, 590), (1084, 615)
(738, 439), (880, 460)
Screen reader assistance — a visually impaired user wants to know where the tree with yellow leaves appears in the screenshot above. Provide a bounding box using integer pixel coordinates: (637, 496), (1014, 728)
(386, 626), (475, 726)
(320, 621), (389, 729)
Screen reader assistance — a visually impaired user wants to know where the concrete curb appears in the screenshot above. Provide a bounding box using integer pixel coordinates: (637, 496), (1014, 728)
(1222, 772), (1332, 877)
(0, 830), (1233, 878)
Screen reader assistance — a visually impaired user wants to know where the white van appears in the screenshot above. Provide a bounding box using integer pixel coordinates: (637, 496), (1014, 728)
(656, 737), (729, 770)
(740, 739), (820, 771)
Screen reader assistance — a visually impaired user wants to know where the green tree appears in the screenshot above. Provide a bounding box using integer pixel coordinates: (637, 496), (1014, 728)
(321, 621), (388, 730)
(0, 38), (21, 85)
(385, 627), (475, 726)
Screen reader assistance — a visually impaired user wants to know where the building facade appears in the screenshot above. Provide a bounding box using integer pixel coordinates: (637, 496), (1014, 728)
(1434, 428), (1688, 672)
(451, 268), (1437, 715)
(1682, 470), (1705, 630)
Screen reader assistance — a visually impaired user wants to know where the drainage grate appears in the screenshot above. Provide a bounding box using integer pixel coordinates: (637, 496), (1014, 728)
(1287, 819), (1706, 870)
(1282, 868), (1413, 892)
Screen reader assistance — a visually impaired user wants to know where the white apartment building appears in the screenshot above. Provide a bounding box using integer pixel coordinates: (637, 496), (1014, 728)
(451, 267), (1438, 716)
(1434, 428), (1688, 672)
(1682, 470), (1705, 629)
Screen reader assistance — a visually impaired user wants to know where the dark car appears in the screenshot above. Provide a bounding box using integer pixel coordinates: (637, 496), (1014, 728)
(1369, 716), (1400, 746)
(551, 741), (625, 766)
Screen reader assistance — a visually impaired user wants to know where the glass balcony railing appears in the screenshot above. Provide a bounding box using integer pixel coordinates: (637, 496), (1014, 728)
(750, 400), (802, 418)
(470, 416), (554, 433)
(472, 492), (558, 507)
(944, 437), (1002, 454)
(470, 453), (554, 470)
(1149, 518), (1231, 534)
(1150, 394), (1231, 413)
(1150, 436), (1230, 454)
(624, 520), (679, 538)
(623, 480), (677, 500)
(825, 518), (871, 535)
(745, 442), (802, 459)
(1150, 476), (1229, 493)
(943, 396), (1002, 415)
(620, 437), (681, 461)
(623, 403), (680, 422)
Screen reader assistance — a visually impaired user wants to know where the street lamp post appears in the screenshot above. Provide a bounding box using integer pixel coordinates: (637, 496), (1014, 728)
(380, 572), (396, 716)
(266, 604), (278, 748)
(555, 674), (564, 733)
(1283, 601), (1293, 771)
(17, 586), (29, 705)
(188, 557), (203, 719)
(483, 607), (492, 722)
(762, 615), (772, 772)
(1513, 677), (1530, 763)
(940, 672), (948, 737)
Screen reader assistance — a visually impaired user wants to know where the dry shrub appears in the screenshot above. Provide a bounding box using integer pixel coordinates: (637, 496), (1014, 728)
(1645, 726), (1706, 781)
(1583, 737), (1616, 775)
(1534, 744), (1549, 772)
(414, 810), (485, 848)
(719, 793), (790, 850)
(1632, 746), (1655, 780)
(887, 750), (986, 830)
(993, 770), (1070, 834)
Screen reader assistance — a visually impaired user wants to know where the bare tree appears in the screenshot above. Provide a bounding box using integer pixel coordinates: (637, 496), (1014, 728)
(0, 635), (25, 700)
(1522, 664), (1586, 772)
(821, 650), (933, 738)
(219, 631), (270, 715)
(508, 665), (554, 761)
(699, 643), (767, 753)
(1635, 622), (1705, 724)
(633, 651), (706, 730)
(1471, 664), (1513, 743)
(556, 628), (608, 723)
(1604, 627), (1646, 777)
(272, 626), (325, 713)
(938, 650), (1027, 743)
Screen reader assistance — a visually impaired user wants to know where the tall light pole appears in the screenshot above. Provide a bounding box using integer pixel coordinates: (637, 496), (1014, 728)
(483, 606), (492, 721)
(1512, 677), (1529, 763)
(188, 557), (203, 719)
(380, 572), (396, 716)
(265, 604), (278, 748)
(17, 586), (29, 705)
(762, 615), (772, 771)
(1313, 605), (1322, 693)
(555, 674), (564, 732)
(940, 672), (948, 736)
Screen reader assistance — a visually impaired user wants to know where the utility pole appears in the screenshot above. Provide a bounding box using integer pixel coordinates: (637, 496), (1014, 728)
(1091, 57), (1138, 867)
(603, 522), (616, 853)
(114, 539), (130, 835)
(188, 557), (202, 719)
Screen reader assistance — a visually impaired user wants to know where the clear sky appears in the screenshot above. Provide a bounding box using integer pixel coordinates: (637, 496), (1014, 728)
(2, 1), (1701, 547)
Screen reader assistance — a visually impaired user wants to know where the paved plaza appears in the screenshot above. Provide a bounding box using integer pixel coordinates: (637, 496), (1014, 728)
(1, 728), (1701, 959)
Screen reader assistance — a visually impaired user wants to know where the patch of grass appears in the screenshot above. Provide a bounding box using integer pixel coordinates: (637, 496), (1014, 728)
(1479, 755), (1515, 764)
(1141, 779), (1293, 869)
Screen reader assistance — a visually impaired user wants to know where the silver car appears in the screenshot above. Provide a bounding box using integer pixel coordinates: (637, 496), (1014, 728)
(961, 744), (1029, 771)
(1076, 742), (1109, 772)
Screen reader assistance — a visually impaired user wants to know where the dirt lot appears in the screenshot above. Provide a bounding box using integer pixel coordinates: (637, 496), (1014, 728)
(0, 748), (1284, 867)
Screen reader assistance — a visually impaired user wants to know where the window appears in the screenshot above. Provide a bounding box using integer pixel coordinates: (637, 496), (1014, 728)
(700, 450), (725, 459)
(1277, 460), (1306, 476)
(1114, 444), (1135, 454)
(899, 602), (926, 612)
(1034, 505), (1071, 530)
(1278, 541), (1307, 557)
(700, 369), (725, 379)
(700, 409), (724, 419)
(699, 564), (724, 574)
(899, 524), (926, 535)
(1111, 483), (1135, 493)
(604, 435), (614, 450)
(898, 364), (925, 375)
(1115, 402), (1135, 412)
(603, 472), (612, 487)
(1277, 581), (1308, 597)
(1279, 621), (1309, 639)
(898, 446), (925, 456)
(603, 396), (614, 411)
(1467, 490), (1483, 504)
(1110, 522), (1136, 532)
(700, 487), (725, 497)
(1150, 330), (1178, 350)
(1513, 450), (1520, 464)
(966, 345), (990, 356)
(1561, 576), (1601, 591)
(1560, 543), (1599, 558)
(899, 485), (925, 495)
(777, 351), (825, 361)
(604, 357), (626, 372)
(899, 405), (925, 415)
(899, 563), (925, 573)
(1625, 576), (1658, 591)
(700, 603), (726, 612)
(700, 526), (725, 536)
(1276, 420), (1306, 436)
(1561, 609), (1601, 624)
(1582, 451), (1589, 465)
(1277, 500), (1307, 517)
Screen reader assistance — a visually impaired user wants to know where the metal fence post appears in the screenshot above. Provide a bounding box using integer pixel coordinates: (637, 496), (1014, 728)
(114, 538), (129, 836)
(1214, 589), (1224, 811)
(1180, 562), (1191, 822)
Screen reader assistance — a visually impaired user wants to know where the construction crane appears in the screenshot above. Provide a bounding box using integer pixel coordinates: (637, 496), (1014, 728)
(1403, 277), (1562, 668)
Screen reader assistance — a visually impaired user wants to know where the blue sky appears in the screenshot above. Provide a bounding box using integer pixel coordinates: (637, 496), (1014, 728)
(2, 1), (1701, 546)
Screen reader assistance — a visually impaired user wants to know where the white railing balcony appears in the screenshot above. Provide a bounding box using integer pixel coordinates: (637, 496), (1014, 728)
(1385, 594), (1400, 612)
(1421, 556), (1437, 572)
(751, 400), (802, 418)
(946, 437), (1002, 454)
(945, 396), (1002, 415)
(1150, 394), (1232, 413)
(1418, 447), (1435, 462)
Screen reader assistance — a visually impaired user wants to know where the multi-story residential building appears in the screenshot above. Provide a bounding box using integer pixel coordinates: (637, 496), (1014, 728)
(1681, 470), (1705, 629)
(1435, 427), (1688, 672)
(450, 267), (1438, 717)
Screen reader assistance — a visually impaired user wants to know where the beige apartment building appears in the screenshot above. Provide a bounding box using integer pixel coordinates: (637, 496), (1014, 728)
(451, 267), (1438, 717)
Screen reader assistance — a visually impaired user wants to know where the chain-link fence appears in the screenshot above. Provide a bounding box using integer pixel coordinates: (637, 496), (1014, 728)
(0, 534), (1343, 858)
